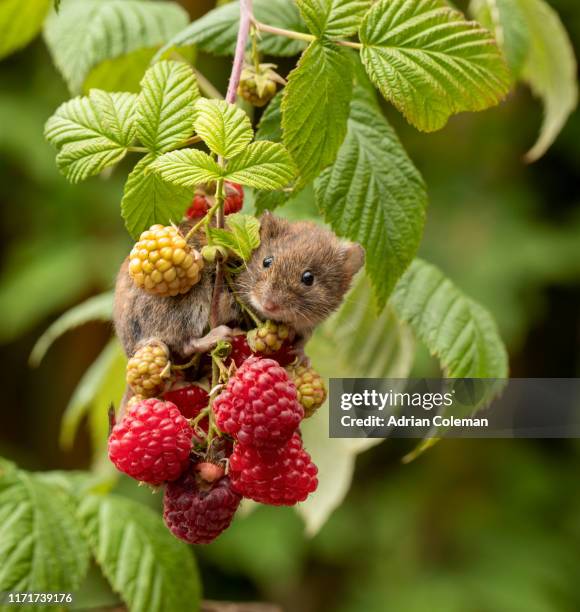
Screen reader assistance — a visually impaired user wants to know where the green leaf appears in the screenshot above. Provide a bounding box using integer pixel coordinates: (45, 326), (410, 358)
(208, 213), (261, 262)
(0, 465), (90, 595)
(157, 0), (308, 58)
(359, 0), (511, 132)
(194, 98), (253, 159)
(122, 155), (194, 239)
(148, 149), (222, 189)
(469, 0), (530, 76)
(225, 141), (296, 190)
(83, 48), (158, 94)
(44, 0), (189, 93)
(256, 91), (283, 142)
(136, 60), (199, 154)
(0, 0), (51, 60)
(78, 494), (201, 612)
(45, 90), (137, 182)
(30, 292), (113, 367)
(60, 339), (126, 454)
(298, 275), (415, 534)
(315, 91), (427, 308)
(297, 0), (370, 38)
(391, 259), (509, 378)
(282, 41), (353, 185)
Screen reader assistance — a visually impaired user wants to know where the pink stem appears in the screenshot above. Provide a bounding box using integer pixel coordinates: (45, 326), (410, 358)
(226, 0), (253, 104)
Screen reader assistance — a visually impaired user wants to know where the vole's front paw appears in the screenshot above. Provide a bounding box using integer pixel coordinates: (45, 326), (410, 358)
(183, 325), (234, 355)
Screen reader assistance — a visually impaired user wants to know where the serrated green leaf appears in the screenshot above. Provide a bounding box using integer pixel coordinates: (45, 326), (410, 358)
(282, 41), (353, 185)
(122, 154), (194, 239)
(60, 339), (126, 452)
(78, 494), (201, 612)
(225, 141), (296, 190)
(469, 0), (530, 76)
(256, 91), (283, 143)
(194, 99), (253, 159)
(0, 0), (51, 60)
(297, 0), (370, 38)
(157, 0), (308, 58)
(391, 259), (508, 378)
(45, 90), (137, 182)
(136, 60), (199, 154)
(148, 149), (222, 189)
(30, 292), (113, 367)
(44, 0), (188, 94)
(359, 0), (511, 132)
(209, 213), (261, 261)
(0, 467), (89, 595)
(315, 91), (427, 308)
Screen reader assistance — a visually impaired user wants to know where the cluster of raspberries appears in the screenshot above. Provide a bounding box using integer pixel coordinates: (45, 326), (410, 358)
(108, 329), (326, 545)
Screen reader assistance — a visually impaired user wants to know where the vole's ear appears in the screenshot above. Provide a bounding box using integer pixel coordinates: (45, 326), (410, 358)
(341, 242), (365, 278)
(259, 211), (286, 240)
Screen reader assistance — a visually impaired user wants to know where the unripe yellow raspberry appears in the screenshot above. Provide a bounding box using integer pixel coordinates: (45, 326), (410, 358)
(288, 366), (327, 418)
(126, 340), (172, 398)
(127, 394), (145, 408)
(247, 320), (291, 354)
(129, 224), (203, 297)
(237, 63), (284, 107)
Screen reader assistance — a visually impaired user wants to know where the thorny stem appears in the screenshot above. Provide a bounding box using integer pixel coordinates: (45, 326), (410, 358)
(253, 20), (363, 49)
(226, 0), (253, 105)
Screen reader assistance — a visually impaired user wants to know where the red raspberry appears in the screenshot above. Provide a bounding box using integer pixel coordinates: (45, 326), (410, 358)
(163, 383), (208, 419)
(224, 182), (244, 214)
(108, 398), (193, 486)
(164, 465), (241, 544)
(229, 433), (318, 505)
(186, 193), (209, 219)
(227, 334), (295, 368)
(213, 357), (303, 449)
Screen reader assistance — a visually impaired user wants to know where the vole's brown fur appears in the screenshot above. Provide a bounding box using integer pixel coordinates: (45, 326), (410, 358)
(113, 212), (364, 359)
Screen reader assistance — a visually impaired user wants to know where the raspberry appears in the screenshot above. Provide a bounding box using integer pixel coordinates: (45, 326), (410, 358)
(227, 333), (295, 368)
(287, 366), (327, 417)
(108, 398), (193, 485)
(186, 194), (209, 219)
(229, 433), (318, 505)
(237, 63), (282, 107)
(129, 224), (203, 297)
(213, 357), (303, 449)
(224, 182), (244, 214)
(126, 340), (172, 398)
(247, 320), (292, 355)
(164, 467), (241, 544)
(163, 383), (208, 419)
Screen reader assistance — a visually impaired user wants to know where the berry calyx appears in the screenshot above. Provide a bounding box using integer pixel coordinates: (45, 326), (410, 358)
(163, 382), (208, 419)
(247, 320), (292, 355)
(126, 340), (172, 398)
(129, 224), (203, 297)
(108, 398), (193, 486)
(229, 433), (318, 506)
(213, 357), (303, 449)
(287, 365), (327, 417)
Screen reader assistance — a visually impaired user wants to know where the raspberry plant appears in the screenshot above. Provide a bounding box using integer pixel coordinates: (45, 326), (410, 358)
(0, 0), (577, 610)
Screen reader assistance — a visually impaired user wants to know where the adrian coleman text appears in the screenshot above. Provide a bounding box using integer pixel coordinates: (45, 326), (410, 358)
(340, 415), (490, 428)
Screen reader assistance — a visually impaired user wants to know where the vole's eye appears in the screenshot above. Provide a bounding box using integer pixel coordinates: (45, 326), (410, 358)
(263, 256), (274, 268)
(301, 270), (314, 286)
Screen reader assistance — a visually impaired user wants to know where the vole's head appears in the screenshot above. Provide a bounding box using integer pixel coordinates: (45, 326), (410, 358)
(235, 212), (364, 333)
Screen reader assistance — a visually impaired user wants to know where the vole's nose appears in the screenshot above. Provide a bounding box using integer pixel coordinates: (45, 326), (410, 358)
(262, 299), (280, 313)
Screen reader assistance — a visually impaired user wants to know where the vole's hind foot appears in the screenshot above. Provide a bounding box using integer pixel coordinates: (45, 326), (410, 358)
(183, 325), (234, 356)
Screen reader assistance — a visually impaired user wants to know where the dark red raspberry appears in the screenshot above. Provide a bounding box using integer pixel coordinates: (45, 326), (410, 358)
(108, 398), (193, 485)
(213, 357), (303, 449)
(164, 465), (241, 544)
(229, 433), (318, 505)
(163, 383), (208, 419)
(226, 334), (295, 368)
(186, 193), (209, 219)
(224, 182), (244, 214)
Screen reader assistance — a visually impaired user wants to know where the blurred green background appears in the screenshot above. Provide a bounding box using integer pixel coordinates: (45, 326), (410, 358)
(1, 1), (579, 610)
